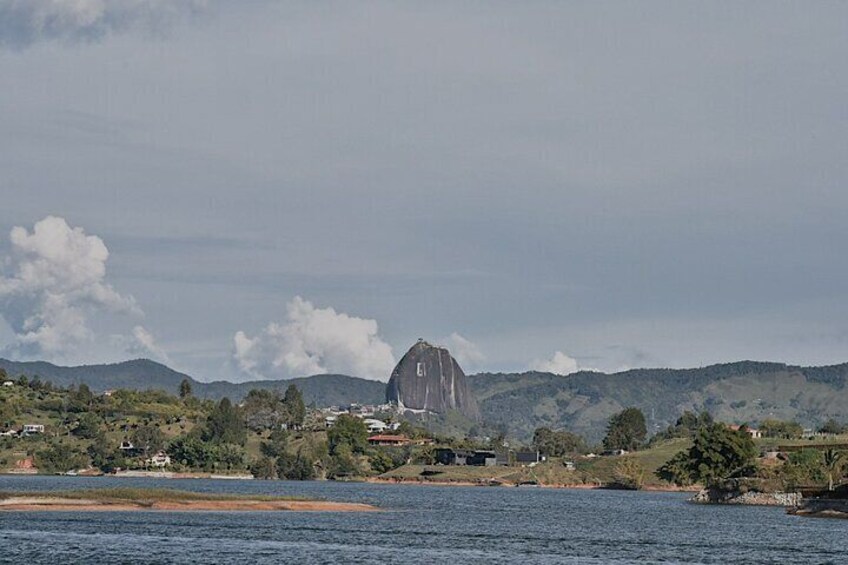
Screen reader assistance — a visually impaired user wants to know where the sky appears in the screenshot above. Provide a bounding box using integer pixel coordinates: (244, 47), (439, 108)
(0, 1), (847, 382)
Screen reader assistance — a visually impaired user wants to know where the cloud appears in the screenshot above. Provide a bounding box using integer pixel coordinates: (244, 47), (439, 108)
(0, 216), (144, 360)
(530, 351), (583, 376)
(233, 296), (396, 380)
(443, 332), (485, 370)
(0, 0), (207, 48)
(130, 325), (170, 363)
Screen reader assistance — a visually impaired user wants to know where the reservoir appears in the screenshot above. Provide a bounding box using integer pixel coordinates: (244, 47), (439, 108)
(1, 475), (845, 564)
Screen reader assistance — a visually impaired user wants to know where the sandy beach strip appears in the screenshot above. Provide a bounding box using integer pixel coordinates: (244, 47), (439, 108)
(0, 497), (378, 512)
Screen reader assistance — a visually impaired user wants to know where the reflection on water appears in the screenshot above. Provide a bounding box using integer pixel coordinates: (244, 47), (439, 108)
(1, 475), (846, 564)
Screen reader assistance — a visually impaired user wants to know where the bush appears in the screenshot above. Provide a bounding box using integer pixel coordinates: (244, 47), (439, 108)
(277, 451), (316, 480)
(35, 442), (87, 474)
(250, 457), (277, 480)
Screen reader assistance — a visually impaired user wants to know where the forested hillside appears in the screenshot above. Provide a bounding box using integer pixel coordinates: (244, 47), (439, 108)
(0, 359), (385, 407)
(470, 362), (848, 442)
(4, 358), (848, 442)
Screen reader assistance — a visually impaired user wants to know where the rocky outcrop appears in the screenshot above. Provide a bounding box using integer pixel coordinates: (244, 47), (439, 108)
(386, 340), (480, 420)
(690, 479), (801, 506)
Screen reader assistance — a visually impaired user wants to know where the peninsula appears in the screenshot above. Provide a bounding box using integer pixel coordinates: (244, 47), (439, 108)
(0, 488), (378, 512)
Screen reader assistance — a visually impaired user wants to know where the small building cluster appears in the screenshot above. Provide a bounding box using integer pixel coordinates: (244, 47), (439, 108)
(0, 424), (45, 438)
(434, 448), (546, 467)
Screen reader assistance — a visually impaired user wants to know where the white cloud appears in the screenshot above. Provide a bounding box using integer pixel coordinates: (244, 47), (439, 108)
(530, 351), (583, 376)
(0, 0), (207, 48)
(0, 216), (146, 361)
(233, 296), (396, 381)
(130, 325), (170, 363)
(443, 332), (485, 371)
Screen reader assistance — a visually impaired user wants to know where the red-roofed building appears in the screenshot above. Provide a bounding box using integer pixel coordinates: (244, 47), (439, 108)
(367, 434), (411, 446)
(728, 424), (762, 439)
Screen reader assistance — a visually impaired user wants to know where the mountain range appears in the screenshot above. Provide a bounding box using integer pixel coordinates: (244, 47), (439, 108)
(0, 358), (385, 408)
(3, 357), (848, 442)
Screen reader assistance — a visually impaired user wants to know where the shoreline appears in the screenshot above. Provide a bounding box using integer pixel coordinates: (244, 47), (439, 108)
(365, 477), (700, 492)
(0, 472), (699, 493)
(0, 496), (377, 513)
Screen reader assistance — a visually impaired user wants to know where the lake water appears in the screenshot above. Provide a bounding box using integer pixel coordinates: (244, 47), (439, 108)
(1, 476), (846, 564)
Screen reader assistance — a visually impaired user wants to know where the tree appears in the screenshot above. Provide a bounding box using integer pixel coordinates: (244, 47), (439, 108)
(179, 379), (193, 399)
(654, 411), (714, 442)
(819, 419), (845, 435)
(656, 423), (757, 486)
(260, 429), (290, 458)
(533, 427), (587, 457)
(69, 383), (94, 412)
(327, 414), (368, 455)
(216, 443), (246, 471)
(327, 443), (359, 478)
(35, 442), (87, 474)
(88, 435), (127, 473)
(277, 450), (316, 480)
(759, 419), (803, 439)
(131, 425), (166, 456)
(243, 389), (282, 431)
(250, 456), (277, 480)
(281, 385), (306, 429)
(168, 435), (215, 469)
(603, 408), (647, 451)
(781, 449), (826, 489)
(368, 450), (396, 475)
(824, 449), (843, 491)
(74, 412), (102, 439)
(204, 397), (247, 446)
(656, 451), (694, 486)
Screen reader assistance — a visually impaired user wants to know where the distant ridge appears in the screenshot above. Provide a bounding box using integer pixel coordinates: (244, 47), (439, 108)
(0, 358), (385, 407)
(4, 357), (848, 441)
(470, 360), (848, 441)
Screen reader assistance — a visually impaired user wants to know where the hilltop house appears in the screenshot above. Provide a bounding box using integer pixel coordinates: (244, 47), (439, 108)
(367, 434), (411, 447)
(22, 424), (44, 435)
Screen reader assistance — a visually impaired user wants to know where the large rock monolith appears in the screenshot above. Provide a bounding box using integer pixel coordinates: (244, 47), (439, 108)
(385, 339), (480, 420)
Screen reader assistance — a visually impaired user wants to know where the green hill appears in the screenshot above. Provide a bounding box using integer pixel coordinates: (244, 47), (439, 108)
(0, 359), (385, 408)
(470, 361), (848, 442)
(4, 357), (848, 442)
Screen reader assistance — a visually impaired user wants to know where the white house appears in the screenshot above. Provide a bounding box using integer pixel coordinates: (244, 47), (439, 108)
(363, 419), (389, 434)
(2, 381), (14, 387)
(22, 424), (44, 434)
(146, 451), (171, 468)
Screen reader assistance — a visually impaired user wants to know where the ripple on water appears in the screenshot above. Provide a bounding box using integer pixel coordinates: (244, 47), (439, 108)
(1, 476), (848, 564)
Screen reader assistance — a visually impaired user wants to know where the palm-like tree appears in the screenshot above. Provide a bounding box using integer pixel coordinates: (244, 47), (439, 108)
(823, 449), (843, 491)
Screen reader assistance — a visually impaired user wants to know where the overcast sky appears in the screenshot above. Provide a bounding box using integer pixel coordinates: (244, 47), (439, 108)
(0, 1), (846, 382)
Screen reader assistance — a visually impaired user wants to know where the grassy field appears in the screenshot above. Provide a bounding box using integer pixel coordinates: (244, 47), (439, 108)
(379, 438), (695, 488)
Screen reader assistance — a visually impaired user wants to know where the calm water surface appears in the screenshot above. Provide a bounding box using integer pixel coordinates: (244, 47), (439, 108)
(0, 475), (845, 564)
